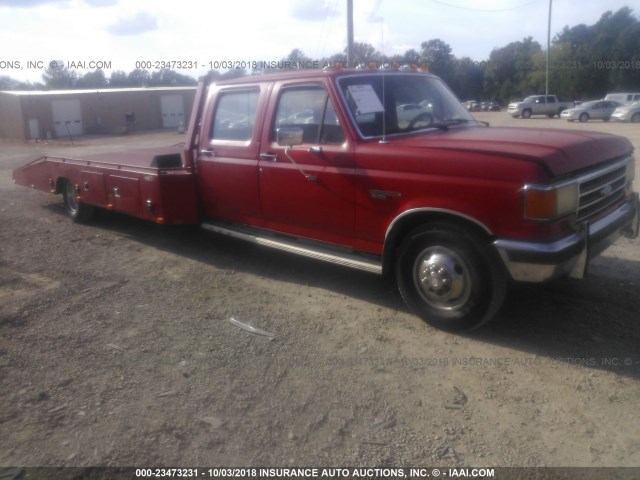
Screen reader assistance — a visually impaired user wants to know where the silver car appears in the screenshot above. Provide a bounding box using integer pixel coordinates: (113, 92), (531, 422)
(611, 101), (640, 123)
(560, 100), (621, 122)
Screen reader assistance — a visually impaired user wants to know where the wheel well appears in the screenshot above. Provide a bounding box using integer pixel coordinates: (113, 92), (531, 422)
(382, 211), (493, 275)
(55, 177), (68, 194)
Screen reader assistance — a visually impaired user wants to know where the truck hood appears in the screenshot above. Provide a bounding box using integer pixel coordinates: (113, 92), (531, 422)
(391, 126), (633, 177)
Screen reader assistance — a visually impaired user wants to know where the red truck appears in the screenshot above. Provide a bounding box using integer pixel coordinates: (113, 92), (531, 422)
(13, 68), (639, 331)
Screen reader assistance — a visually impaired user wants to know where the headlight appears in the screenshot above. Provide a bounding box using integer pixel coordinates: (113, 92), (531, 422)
(524, 181), (579, 221)
(626, 157), (635, 183)
(625, 157), (636, 197)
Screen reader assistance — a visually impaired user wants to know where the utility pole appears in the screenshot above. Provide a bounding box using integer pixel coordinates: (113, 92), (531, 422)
(347, 0), (354, 67)
(546, 0), (552, 95)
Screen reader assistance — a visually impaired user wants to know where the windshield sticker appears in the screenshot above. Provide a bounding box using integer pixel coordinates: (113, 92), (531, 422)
(347, 84), (385, 114)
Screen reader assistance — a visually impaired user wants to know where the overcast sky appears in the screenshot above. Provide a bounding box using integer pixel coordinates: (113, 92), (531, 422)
(0, 0), (635, 83)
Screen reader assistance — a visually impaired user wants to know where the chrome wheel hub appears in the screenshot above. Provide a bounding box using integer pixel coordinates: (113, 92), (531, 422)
(414, 247), (471, 311)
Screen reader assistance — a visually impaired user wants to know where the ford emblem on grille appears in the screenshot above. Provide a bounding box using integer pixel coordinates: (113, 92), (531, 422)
(600, 184), (613, 197)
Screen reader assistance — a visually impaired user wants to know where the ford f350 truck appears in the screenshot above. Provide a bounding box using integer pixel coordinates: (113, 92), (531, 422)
(13, 68), (639, 331)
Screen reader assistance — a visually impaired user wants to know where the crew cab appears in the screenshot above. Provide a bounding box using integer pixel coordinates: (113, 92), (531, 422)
(508, 95), (574, 118)
(13, 69), (639, 331)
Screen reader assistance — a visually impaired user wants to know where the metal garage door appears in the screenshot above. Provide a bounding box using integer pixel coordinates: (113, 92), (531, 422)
(160, 95), (185, 129)
(52, 99), (83, 138)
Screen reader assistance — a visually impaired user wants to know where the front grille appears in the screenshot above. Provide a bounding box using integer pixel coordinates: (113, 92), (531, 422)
(577, 160), (629, 220)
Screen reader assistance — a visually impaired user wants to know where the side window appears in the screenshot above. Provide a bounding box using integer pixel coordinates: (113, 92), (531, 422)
(274, 86), (345, 144)
(320, 101), (345, 144)
(211, 89), (259, 142)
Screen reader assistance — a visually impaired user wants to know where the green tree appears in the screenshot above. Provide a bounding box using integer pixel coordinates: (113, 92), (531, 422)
(420, 39), (454, 84)
(484, 37), (542, 104)
(551, 8), (640, 98)
(127, 68), (151, 87)
(0, 76), (38, 90)
(42, 60), (77, 89)
(453, 57), (485, 101)
(281, 48), (313, 69)
(347, 42), (382, 67)
(108, 70), (130, 87)
(149, 68), (197, 86)
(76, 69), (108, 89)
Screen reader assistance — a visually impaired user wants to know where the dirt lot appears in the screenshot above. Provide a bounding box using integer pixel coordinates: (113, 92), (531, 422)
(1, 115), (640, 473)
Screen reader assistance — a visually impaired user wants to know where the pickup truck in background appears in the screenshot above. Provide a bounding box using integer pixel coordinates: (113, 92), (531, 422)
(508, 95), (574, 118)
(13, 68), (639, 331)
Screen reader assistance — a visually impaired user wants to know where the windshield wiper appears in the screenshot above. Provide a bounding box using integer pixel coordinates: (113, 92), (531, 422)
(421, 118), (473, 131)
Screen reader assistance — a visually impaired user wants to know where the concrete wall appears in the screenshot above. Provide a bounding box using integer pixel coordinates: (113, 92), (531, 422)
(0, 88), (196, 140)
(0, 93), (26, 139)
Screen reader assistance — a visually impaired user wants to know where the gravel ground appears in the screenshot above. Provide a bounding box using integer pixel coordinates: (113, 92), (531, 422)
(1, 116), (639, 473)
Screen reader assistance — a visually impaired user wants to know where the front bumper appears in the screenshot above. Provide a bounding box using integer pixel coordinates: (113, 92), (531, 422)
(494, 192), (639, 282)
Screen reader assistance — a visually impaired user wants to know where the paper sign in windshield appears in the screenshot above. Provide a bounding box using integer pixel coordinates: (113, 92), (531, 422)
(347, 84), (385, 114)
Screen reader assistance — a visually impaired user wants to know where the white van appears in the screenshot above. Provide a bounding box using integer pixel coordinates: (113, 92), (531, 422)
(605, 92), (640, 105)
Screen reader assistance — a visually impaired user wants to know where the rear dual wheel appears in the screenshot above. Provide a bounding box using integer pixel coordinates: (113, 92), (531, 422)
(62, 180), (94, 223)
(396, 223), (506, 331)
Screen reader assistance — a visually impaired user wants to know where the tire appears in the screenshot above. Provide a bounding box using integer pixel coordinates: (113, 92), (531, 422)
(579, 113), (589, 122)
(631, 113), (640, 123)
(395, 223), (507, 331)
(522, 109), (532, 119)
(62, 179), (94, 223)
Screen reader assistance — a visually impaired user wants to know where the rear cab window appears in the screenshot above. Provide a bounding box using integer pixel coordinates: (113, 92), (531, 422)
(210, 89), (261, 143)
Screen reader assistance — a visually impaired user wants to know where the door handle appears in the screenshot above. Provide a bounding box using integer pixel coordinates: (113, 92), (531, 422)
(260, 153), (278, 162)
(200, 149), (216, 157)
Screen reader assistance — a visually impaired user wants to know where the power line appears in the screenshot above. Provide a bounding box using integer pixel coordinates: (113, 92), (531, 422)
(431, 0), (541, 12)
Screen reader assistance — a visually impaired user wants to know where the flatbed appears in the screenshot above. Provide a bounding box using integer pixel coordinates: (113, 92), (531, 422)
(13, 144), (199, 224)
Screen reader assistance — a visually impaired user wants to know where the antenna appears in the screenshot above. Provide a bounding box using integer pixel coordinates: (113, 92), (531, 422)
(346, 0), (354, 67)
(379, 17), (388, 144)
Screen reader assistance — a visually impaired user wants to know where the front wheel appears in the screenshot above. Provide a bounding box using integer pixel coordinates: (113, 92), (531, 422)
(395, 223), (506, 331)
(63, 179), (94, 223)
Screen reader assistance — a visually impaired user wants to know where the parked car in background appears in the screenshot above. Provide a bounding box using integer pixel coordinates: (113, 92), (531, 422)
(508, 95), (574, 118)
(605, 93), (640, 105)
(396, 102), (433, 128)
(560, 100), (621, 122)
(481, 101), (501, 111)
(463, 100), (480, 111)
(611, 101), (640, 123)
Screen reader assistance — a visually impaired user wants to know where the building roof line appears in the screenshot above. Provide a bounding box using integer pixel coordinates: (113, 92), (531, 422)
(0, 86), (197, 96)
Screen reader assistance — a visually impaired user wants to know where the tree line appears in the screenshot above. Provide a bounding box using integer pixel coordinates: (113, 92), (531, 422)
(1, 7), (637, 105)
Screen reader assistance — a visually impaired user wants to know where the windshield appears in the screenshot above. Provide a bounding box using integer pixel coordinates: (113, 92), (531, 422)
(337, 73), (475, 138)
(580, 101), (598, 109)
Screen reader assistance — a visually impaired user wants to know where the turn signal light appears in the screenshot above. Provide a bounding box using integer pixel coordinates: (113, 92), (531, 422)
(524, 182), (579, 221)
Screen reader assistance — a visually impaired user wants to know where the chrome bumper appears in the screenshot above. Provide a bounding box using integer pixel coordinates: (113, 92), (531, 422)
(494, 192), (639, 282)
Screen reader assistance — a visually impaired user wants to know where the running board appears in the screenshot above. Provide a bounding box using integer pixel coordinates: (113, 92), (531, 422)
(201, 222), (383, 275)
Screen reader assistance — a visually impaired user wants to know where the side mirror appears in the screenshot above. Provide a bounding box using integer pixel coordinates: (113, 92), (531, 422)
(277, 127), (303, 147)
